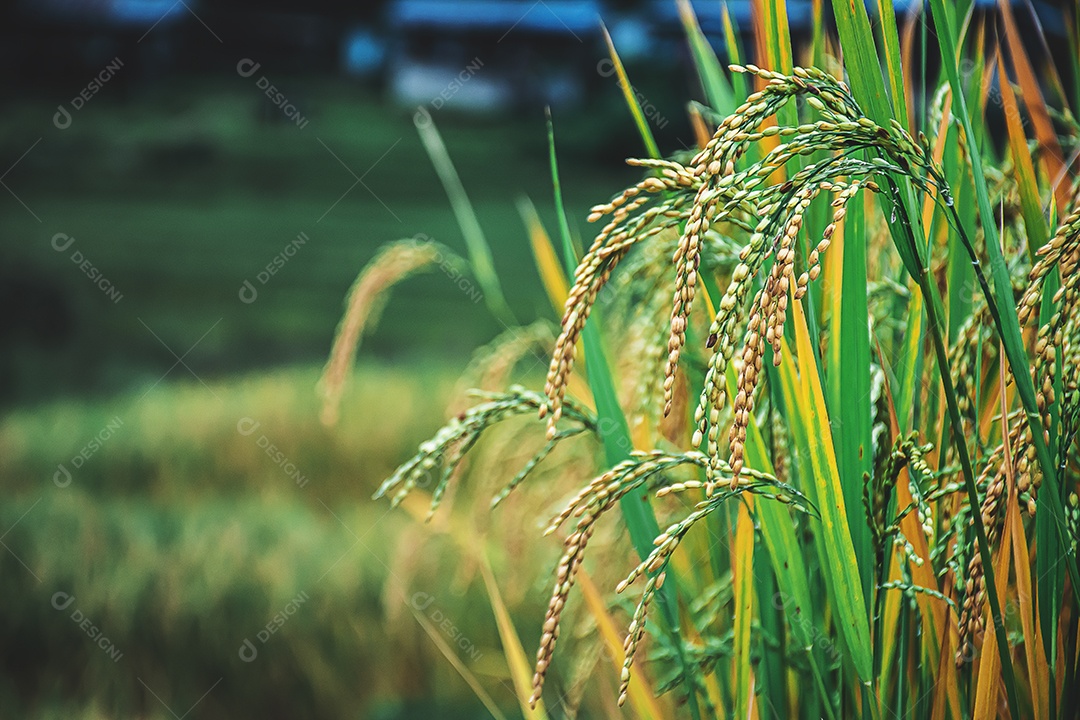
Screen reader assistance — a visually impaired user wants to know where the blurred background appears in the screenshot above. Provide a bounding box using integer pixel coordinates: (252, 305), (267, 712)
(0, 0), (1066, 717)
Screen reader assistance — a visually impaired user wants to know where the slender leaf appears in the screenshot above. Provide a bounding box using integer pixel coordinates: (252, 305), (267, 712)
(777, 297), (873, 683)
(414, 108), (514, 325)
(677, 0), (735, 116)
(600, 24), (661, 160)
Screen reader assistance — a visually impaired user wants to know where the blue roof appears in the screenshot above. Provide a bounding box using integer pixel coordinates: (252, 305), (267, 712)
(388, 0), (602, 34)
(111, 0), (186, 24)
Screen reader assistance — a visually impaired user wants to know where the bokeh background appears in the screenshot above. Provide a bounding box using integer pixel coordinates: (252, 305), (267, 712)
(0, 0), (1065, 718)
(0, 1), (684, 717)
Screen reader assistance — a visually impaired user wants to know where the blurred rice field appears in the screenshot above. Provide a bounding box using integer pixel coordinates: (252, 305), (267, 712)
(0, 363), (540, 718)
(0, 56), (673, 720)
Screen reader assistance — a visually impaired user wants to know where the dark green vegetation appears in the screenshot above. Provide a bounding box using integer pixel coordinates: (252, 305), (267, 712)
(0, 77), (652, 718)
(0, 78), (643, 405)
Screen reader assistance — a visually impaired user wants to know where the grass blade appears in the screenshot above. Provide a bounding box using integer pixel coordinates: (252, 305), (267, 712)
(777, 296), (874, 683)
(577, 570), (668, 719)
(414, 108), (515, 325)
(720, 2), (748, 102)
(732, 499), (757, 720)
(874, 0), (910, 130)
(600, 23), (661, 160)
(753, 0), (797, 177)
(829, 0), (891, 123)
(830, 182), (874, 610)
(677, 0), (735, 116)
(479, 553), (550, 720)
(517, 195), (569, 311)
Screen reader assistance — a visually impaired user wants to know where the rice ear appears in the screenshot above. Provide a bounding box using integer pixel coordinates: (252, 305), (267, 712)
(318, 238), (462, 427)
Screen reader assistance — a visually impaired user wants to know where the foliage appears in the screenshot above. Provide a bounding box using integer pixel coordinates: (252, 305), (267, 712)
(331, 2), (1080, 717)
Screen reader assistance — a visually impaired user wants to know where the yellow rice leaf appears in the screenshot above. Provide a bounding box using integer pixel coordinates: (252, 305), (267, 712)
(733, 499), (756, 720)
(1003, 354), (1048, 718)
(777, 298), (873, 681)
(518, 196), (569, 312)
(408, 600), (509, 720)
(577, 570), (669, 719)
(1012, 471), (1047, 719)
(479, 552), (549, 720)
(975, 357), (1020, 719)
(995, 52), (1049, 258)
(973, 477), (1014, 719)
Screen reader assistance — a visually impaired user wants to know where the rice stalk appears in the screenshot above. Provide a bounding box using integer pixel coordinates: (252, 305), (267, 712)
(318, 238), (466, 426)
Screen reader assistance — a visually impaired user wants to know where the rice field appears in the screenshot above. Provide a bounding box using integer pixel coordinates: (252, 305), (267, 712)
(8, 0), (1080, 718)
(334, 1), (1080, 718)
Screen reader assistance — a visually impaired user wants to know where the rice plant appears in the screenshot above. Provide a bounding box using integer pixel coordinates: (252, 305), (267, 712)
(325, 1), (1080, 717)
